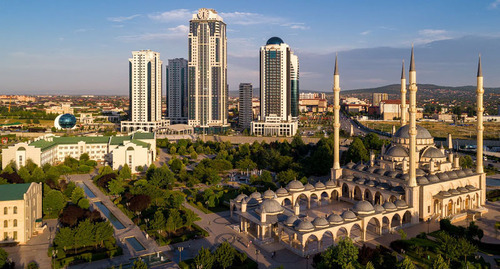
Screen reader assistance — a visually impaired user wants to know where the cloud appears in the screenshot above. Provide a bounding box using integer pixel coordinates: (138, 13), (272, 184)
(148, 9), (193, 22)
(489, 0), (500, 9)
(281, 22), (309, 30)
(117, 24), (188, 41)
(107, 14), (141, 22)
(414, 29), (452, 44)
(220, 11), (282, 25)
(360, 30), (371, 35)
(74, 28), (92, 33)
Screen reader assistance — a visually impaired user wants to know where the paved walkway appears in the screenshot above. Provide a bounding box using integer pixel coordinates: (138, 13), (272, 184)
(67, 174), (165, 269)
(3, 219), (57, 268)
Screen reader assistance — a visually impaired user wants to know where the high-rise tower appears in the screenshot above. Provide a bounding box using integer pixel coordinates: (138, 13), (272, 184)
(121, 50), (167, 133)
(239, 83), (253, 130)
(251, 37), (299, 136)
(166, 58), (188, 124)
(188, 8), (228, 133)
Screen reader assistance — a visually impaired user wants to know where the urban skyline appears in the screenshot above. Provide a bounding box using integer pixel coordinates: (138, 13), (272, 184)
(2, 1), (500, 95)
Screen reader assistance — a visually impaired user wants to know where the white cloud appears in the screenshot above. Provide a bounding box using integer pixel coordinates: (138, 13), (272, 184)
(360, 30), (371, 35)
(281, 22), (309, 30)
(414, 29), (452, 44)
(107, 14), (141, 22)
(148, 9), (193, 22)
(489, 0), (500, 9)
(117, 24), (188, 41)
(221, 11), (282, 25)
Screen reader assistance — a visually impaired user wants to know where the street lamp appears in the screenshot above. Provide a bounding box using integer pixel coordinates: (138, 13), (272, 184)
(52, 249), (58, 269)
(255, 249), (260, 265)
(178, 246), (184, 262)
(306, 255), (310, 269)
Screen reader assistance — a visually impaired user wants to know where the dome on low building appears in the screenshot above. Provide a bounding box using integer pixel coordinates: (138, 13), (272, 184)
(354, 177), (365, 184)
(466, 185), (477, 190)
(448, 189), (460, 195)
(235, 194), (248, 203)
(355, 162), (366, 171)
(243, 197), (260, 206)
(295, 220), (315, 232)
(422, 147), (446, 159)
(446, 171), (458, 179)
(263, 189), (276, 199)
(312, 217), (329, 228)
(326, 180), (337, 188)
(284, 215), (299, 226)
(427, 175), (439, 182)
(365, 180), (377, 187)
(353, 200), (375, 215)
(464, 169), (474, 176)
(416, 169), (426, 176)
(417, 176), (429, 184)
(385, 145), (409, 158)
(342, 175), (354, 182)
(456, 170), (466, 177)
(345, 161), (356, 169)
(383, 201), (397, 212)
(392, 185), (405, 194)
(400, 174), (409, 181)
(375, 168), (387, 175)
(327, 213), (343, 224)
(314, 182), (326, 190)
(438, 191), (451, 197)
(377, 182), (391, 190)
(341, 210), (358, 221)
(457, 187), (468, 193)
(250, 192), (262, 201)
(394, 125), (433, 139)
(304, 183), (315, 191)
(276, 187), (288, 197)
(437, 173), (449, 181)
(395, 199), (408, 209)
(366, 167), (377, 173)
(386, 171), (399, 178)
(260, 199), (284, 215)
(266, 37), (285, 45)
(374, 204), (386, 213)
(287, 180), (305, 192)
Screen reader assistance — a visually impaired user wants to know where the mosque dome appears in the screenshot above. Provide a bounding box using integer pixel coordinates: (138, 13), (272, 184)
(304, 183), (315, 191)
(250, 192), (262, 201)
(438, 190), (451, 197)
(284, 215), (300, 226)
(314, 182), (326, 190)
(456, 170), (466, 177)
(446, 171), (458, 179)
(437, 173), (449, 181)
(355, 163), (366, 171)
(312, 217), (329, 228)
(457, 187), (468, 193)
(466, 185), (477, 191)
(235, 193), (248, 203)
(422, 147), (446, 159)
(243, 197), (260, 206)
(341, 210), (358, 221)
(259, 199), (284, 215)
(394, 125), (433, 139)
(276, 187), (288, 197)
(353, 201), (375, 215)
(394, 199), (408, 209)
(326, 179), (337, 188)
(266, 37), (284, 45)
(448, 189), (460, 195)
(287, 180), (305, 192)
(263, 189), (276, 199)
(464, 169), (474, 176)
(383, 201), (397, 212)
(327, 213), (344, 224)
(427, 175), (439, 182)
(345, 161), (356, 169)
(386, 171), (399, 178)
(417, 176), (429, 184)
(295, 220), (315, 232)
(374, 204), (386, 213)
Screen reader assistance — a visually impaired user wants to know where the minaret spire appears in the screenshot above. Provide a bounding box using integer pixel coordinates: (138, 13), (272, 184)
(332, 54), (342, 180)
(477, 54), (482, 77)
(476, 55), (484, 174)
(408, 47), (417, 188)
(400, 60), (407, 126)
(409, 44), (415, 72)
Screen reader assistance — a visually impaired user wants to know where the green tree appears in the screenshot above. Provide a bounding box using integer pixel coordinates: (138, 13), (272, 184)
(194, 247), (214, 269)
(190, 152), (198, 160)
(18, 167), (31, 182)
(460, 155), (474, 169)
(398, 256), (416, 269)
(43, 190), (66, 217)
(150, 211), (166, 234)
(98, 165), (114, 176)
(33, 119), (40, 124)
(259, 170), (273, 183)
(165, 208), (183, 233)
(457, 237), (478, 264)
(169, 158), (184, 174)
(63, 181), (76, 199)
(119, 164), (132, 179)
(342, 137), (369, 164)
(31, 167), (45, 182)
(132, 259), (148, 269)
(0, 247), (8, 268)
(214, 241), (235, 269)
(77, 198), (90, 209)
(398, 229), (407, 240)
(432, 254), (449, 269)
(365, 261), (375, 269)
(436, 231), (459, 264)
(316, 237), (358, 269)
(236, 158), (257, 172)
(79, 153), (90, 162)
(363, 133), (384, 150)
(108, 178), (125, 195)
(71, 187), (85, 205)
(183, 208), (199, 228)
(169, 146), (177, 155)
(276, 169), (298, 185)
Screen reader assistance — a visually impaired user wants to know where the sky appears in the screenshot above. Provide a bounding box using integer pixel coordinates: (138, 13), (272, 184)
(1, 0), (500, 95)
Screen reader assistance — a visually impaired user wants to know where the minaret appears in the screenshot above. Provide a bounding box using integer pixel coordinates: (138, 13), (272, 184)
(408, 46), (418, 188)
(400, 60), (407, 126)
(332, 54), (342, 181)
(476, 55), (486, 206)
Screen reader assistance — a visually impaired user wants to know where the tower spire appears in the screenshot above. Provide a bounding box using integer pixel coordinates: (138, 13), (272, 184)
(408, 47), (417, 188)
(476, 55), (484, 174)
(400, 60), (407, 126)
(401, 59), (406, 79)
(334, 53), (339, 75)
(332, 54), (342, 180)
(477, 54), (482, 77)
(409, 44), (415, 72)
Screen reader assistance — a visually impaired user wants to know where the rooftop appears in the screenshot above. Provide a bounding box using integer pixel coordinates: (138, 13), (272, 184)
(0, 183), (32, 201)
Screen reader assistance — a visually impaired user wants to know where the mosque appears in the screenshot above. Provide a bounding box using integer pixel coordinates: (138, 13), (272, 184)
(230, 48), (487, 257)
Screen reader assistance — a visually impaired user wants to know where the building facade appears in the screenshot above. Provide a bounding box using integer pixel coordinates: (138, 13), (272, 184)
(2, 132), (156, 173)
(372, 93), (388, 106)
(251, 37), (299, 137)
(239, 83), (253, 130)
(166, 58), (188, 124)
(0, 183), (42, 244)
(188, 8), (228, 133)
(121, 50), (168, 133)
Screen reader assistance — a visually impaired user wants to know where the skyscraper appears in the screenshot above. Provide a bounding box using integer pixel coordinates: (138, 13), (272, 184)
(251, 37), (299, 136)
(166, 58), (188, 124)
(121, 50), (168, 133)
(239, 83), (253, 130)
(188, 8), (228, 133)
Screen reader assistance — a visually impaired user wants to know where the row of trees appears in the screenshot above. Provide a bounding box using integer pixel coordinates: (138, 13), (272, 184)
(193, 242), (248, 269)
(53, 219), (114, 251)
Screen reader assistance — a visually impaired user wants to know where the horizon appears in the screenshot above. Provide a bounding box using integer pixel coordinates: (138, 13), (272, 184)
(1, 1), (500, 94)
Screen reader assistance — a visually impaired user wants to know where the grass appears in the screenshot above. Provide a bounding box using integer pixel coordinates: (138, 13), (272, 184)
(149, 224), (208, 246)
(360, 120), (500, 140)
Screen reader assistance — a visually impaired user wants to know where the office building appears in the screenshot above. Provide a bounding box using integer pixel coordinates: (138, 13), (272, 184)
(372, 93), (388, 106)
(239, 83), (253, 130)
(188, 8), (228, 133)
(166, 58), (188, 124)
(121, 50), (169, 133)
(251, 37), (299, 136)
(0, 183), (42, 244)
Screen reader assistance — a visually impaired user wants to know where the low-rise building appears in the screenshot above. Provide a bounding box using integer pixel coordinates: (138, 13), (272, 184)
(45, 103), (73, 115)
(251, 115), (298, 137)
(0, 183), (43, 244)
(2, 132), (156, 173)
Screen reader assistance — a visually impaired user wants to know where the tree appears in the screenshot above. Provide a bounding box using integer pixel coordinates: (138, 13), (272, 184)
(43, 190), (66, 217)
(398, 229), (407, 240)
(132, 259), (148, 269)
(436, 231), (459, 264)
(119, 164), (132, 179)
(77, 198), (90, 209)
(276, 169), (298, 185)
(365, 261), (375, 269)
(183, 208), (199, 228)
(169, 146), (177, 155)
(432, 254), (449, 269)
(342, 137), (369, 164)
(79, 153), (90, 162)
(128, 195), (151, 213)
(190, 152), (198, 160)
(460, 155), (474, 169)
(363, 133), (384, 150)
(150, 211), (166, 234)
(71, 187), (86, 205)
(259, 170), (273, 183)
(0, 247), (8, 268)
(108, 178), (125, 195)
(169, 158), (184, 174)
(397, 256), (416, 269)
(214, 241), (235, 269)
(457, 237), (478, 264)
(30, 167), (45, 182)
(18, 167), (31, 182)
(194, 247), (214, 269)
(33, 119), (40, 124)
(316, 237), (358, 269)
(236, 158), (257, 172)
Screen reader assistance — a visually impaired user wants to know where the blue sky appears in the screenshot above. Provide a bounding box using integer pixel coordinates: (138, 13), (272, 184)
(1, 0), (500, 94)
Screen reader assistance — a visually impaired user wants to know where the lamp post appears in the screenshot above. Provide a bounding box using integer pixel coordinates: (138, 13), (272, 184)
(178, 246), (184, 262)
(52, 249), (58, 269)
(306, 255), (310, 269)
(255, 249), (260, 265)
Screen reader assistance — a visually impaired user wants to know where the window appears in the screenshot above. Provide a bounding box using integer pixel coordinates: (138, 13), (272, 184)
(3, 232), (7, 241)
(13, 220), (17, 227)
(428, 206), (430, 213)
(3, 207), (6, 215)
(3, 220), (7, 228)
(13, 231), (17, 240)
(13, 207), (17, 214)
